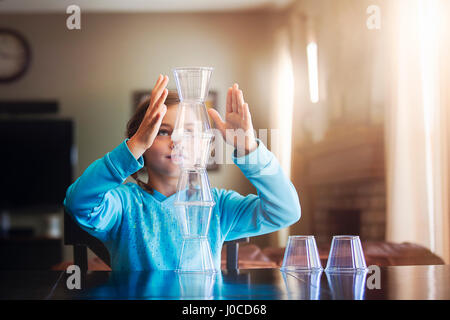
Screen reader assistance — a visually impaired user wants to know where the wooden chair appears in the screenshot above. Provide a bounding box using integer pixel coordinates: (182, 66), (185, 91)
(64, 208), (249, 272)
(64, 208), (111, 271)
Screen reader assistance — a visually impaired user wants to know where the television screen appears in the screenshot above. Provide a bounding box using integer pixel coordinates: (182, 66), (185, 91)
(0, 119), (74, 213)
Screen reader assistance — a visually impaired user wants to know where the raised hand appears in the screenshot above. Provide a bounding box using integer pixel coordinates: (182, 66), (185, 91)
(127, 74), (169, 159)
(208, 83), (258, 157)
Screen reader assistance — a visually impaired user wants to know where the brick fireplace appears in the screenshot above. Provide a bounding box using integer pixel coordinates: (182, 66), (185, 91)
(313, 179), (386, 242)
(296, 126), (386, 243)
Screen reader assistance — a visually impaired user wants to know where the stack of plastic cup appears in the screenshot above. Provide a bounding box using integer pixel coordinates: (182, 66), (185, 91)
(325, 235), (368, 273)
(281, 236), (323, 272)
(172, 67), (216, 274)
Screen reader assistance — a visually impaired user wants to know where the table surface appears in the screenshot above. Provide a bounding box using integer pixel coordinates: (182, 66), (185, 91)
(1, 265), (450, 300)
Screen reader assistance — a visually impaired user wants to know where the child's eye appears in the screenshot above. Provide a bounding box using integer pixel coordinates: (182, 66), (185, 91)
(158, 129), (170, 136)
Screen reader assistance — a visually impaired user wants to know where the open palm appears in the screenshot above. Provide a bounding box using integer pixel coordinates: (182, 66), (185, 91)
(208, 83), (258, 157)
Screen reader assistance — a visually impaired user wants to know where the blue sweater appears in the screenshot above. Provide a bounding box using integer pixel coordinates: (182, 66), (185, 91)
(64, 139), (301, 271)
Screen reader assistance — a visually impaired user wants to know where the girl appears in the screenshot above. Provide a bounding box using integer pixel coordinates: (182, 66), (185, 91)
(64, 74), (301, 271)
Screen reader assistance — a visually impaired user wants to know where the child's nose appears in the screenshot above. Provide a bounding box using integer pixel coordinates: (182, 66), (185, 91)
(169, 140), (174, 149)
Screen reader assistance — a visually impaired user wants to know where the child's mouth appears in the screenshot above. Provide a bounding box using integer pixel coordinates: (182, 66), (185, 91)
(169, 154), (184, 164)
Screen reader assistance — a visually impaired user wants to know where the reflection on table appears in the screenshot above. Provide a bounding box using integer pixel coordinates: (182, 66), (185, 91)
(2, 265), (449, 300)
(54, 268), (368, 300)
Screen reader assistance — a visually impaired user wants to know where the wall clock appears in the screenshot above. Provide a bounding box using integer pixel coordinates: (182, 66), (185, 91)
(0, 29), (31, 83)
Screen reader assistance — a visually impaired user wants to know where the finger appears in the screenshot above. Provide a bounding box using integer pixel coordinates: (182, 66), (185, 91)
(237, 90), (244, 119)
(151, 74), (163, 99)
(155, 74), (163, 85)
(150, 104), (167, 126)
(208, 108), (226, 136)
(151, 88), (168, 117)
(151, 75), (169, 107)
(149, 104), (167, 128)
(147, 88), (167, 119)
(149, 112), (165, 140)
(157, 75), (169, 91)
(154, 76), (169, 101)
(149, 81), (161, 110)
(154, 74), (169, 92)
(231, 83), (238, 113)
(243, 103), (251, 123)
(143, 75), (162, 116)
(153, 74), (162, 88)
(226, 87), (233, 114)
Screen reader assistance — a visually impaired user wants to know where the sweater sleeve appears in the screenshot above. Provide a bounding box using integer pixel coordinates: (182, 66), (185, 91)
(63, 139), (144, 241)
(217, 140), (301, 241)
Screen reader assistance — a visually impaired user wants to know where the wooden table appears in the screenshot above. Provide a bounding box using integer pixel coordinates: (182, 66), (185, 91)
(1, 265), (449, 300)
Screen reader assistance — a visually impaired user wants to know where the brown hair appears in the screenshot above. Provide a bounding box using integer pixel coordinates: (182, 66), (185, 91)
(126, 90), (180, 193)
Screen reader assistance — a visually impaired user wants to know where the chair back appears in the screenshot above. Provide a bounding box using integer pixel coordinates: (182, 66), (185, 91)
(64, 208), (111, 269)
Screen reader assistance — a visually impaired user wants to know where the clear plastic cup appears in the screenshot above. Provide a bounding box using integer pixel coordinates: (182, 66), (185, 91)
(177, 273), (216, 299)
(325, 270), (368, 300)
(281, 270), (323, 300)
(325, 235), (368, 273)
(172, 67), (213, 102)
(280, 236), (323, 272)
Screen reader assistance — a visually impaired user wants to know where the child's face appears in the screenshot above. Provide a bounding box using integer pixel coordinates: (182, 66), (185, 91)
(143, 104), (180, 178)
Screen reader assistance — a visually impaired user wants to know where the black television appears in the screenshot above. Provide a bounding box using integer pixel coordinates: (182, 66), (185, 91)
(0, 118), (75, 213)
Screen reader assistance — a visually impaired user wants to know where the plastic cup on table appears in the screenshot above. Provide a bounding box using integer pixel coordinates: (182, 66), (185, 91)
(325, 235), (368, 273)
(280, 236), (323, 272)
(282, 269), (323, 300)
(325, 270), (368, 300)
